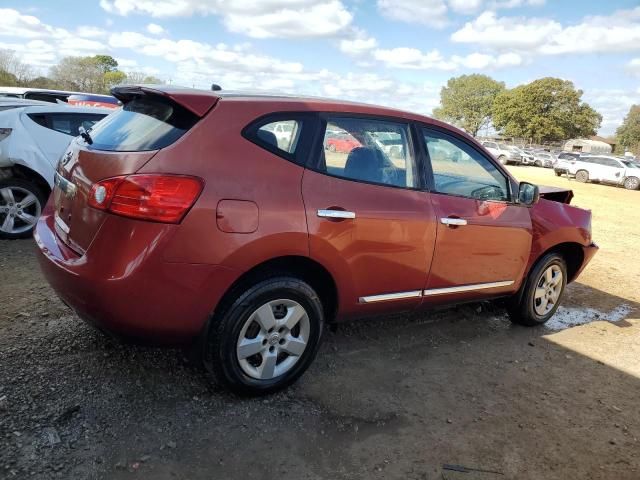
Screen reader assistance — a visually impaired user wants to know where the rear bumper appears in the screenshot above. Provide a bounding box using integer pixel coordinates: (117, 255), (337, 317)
(34, 209), (239, 343)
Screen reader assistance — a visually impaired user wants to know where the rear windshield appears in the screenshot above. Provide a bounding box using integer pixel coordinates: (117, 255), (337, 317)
(87, 95), (199, 151)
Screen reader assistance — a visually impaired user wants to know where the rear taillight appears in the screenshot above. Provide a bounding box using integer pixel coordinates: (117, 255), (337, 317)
(88, 174), (203, 224)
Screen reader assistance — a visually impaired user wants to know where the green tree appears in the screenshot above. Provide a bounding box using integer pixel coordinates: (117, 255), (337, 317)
(432, 74), (505, 137)
(124, 71), (163, 84)
(492, 77), (601, 143)
(0, 69), (18, 86)
(616, 105), (640, 156)
(50, 55), (125, 94)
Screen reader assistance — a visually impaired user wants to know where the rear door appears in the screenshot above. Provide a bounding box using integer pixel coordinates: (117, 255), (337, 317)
(599, 157), (625, 184)
(420, 127), (531, 303)
(302, 115), (437, 316)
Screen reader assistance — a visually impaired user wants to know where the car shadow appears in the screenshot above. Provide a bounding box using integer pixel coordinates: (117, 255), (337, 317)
(5, 271), (640, 479)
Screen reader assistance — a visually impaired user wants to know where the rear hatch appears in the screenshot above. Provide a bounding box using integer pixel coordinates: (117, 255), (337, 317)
(53, 86), (218, 254)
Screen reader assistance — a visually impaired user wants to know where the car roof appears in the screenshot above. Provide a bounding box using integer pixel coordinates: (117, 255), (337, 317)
(0, 104), (112, 117)
(116, 84), (456, 129)
(0, 98), (51, 108)
(0, 86), (114, 98)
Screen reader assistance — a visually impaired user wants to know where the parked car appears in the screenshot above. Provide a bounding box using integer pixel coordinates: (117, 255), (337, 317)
(480, 141), (522, 165)
(0, 97), (50, 111)
(372, 131), (404, 158)
(521, 149), (536, 165)
(325, 130), (360, 153)
(35, 85), (597, 394)
(561, 155), (640, 190)
(0, 87), (120, 109)
(554, 152), (581, 176)
(0, 104), (110, 238)
(533, 152), (556, 168)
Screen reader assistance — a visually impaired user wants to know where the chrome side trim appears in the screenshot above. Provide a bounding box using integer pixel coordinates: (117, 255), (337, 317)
(359, 290), (423, 304)
(317, 209), (356, 219)
(423, 280), (514, 296)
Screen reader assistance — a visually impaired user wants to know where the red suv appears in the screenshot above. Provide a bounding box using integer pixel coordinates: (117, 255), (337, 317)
(35, 86), (597, 394)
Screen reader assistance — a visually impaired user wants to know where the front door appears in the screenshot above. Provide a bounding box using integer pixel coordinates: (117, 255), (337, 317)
(302, 116), (437, 317)
(420, 127), (532, 304)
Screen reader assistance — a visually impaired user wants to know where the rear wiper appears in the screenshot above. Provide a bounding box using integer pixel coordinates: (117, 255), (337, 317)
(78, 126), (93, 145)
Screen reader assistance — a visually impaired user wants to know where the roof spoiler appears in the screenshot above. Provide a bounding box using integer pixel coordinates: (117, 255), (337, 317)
(110, 85), (220, 117)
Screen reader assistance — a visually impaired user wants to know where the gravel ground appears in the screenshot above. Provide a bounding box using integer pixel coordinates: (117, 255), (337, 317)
(1, 165), (639, 480)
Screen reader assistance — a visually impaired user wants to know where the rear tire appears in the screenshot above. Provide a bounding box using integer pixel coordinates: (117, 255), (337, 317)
(204, 276), (324, 395)
(623, 176), (640, 190)
(498, 155), (508, 165)
(508, 253), (567, 327)
(575, 170), (589, 183)
(534, 160), (542, 167)
(0, 178), (46, 240)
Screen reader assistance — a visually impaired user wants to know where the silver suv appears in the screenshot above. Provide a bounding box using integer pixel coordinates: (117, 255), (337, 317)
(480, 141), (522, 165)
(563, 155), (640, 190)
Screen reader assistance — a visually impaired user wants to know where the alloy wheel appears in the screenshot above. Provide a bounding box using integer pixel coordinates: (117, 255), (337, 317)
(0, 186), (41, 235)
(236, 299), (310, 380)
(533, 265), (563, 316)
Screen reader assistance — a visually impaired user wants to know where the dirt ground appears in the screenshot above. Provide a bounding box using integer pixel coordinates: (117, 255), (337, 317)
(1, 164), (639, 480)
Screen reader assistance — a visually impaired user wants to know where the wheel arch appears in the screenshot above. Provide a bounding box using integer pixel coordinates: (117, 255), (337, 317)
(214, 255), (339, 324)
(532, 241), (585, 284)
(0, 164), (51, 198)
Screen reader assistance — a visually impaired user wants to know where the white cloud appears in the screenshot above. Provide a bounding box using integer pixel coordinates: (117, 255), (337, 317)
(452, 51), (522, 69)
(377, 0), (449, 29)
(76, 26), (107, 38)
(100, 0), (354, 39)
(373, 47), (457, 70)
(338, 31), (378, 57)
(628, 58), (640, 77)
(583, 88), (638, 136)
(146, 23), (165, 35)
(0, 9), (108, 67)
(377, 0), (545, 27)
(108, 31), (303, 74)
(451, 11), (561, 50)
(372, 46), (521, 71)
(452, 7), (640, 55)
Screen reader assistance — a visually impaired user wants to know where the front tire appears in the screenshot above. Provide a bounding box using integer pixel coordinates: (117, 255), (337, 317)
(498, 155), (508, 165)
(508, 253), (567, 326)
(575, 170), (589, 183)
(204, 276), (324, 395)
(0, 178), (46, 240)
(623, 176), (640, 190)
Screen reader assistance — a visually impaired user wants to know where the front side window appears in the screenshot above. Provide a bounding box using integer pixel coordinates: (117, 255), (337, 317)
(319, 117), (417, 189)
(423, 128), (509, 202)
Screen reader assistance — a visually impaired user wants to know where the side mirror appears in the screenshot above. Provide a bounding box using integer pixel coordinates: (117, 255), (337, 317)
(518, 181), (539, 206)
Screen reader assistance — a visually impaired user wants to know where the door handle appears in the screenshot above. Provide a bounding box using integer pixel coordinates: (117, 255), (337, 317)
(440, 217), (467, 227)
(317, 209), (356, 219)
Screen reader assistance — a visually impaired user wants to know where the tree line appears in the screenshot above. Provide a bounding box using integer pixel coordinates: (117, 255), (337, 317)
(433, 74), (639, 156)
(0, 50), (162, 95)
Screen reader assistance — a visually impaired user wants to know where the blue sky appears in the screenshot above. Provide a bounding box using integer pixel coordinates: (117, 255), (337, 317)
(1, 0), (639, 135)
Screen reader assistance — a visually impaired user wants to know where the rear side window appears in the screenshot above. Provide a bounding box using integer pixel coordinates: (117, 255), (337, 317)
(243, 114), (315, 166)
(317, 117), (417, 189)
(87, 95), (199, 151)
(27, 112), (107, 136)
(256, 120), (301, 154)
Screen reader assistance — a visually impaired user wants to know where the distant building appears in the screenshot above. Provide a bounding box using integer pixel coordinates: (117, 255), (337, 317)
(563, 138), (612, 154)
